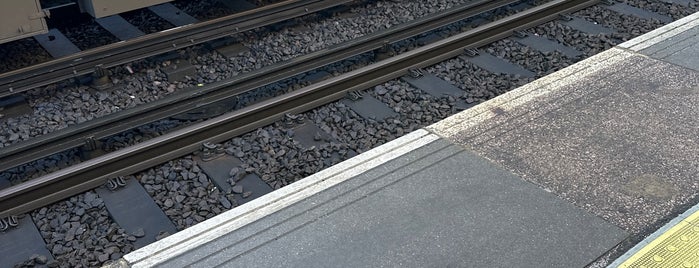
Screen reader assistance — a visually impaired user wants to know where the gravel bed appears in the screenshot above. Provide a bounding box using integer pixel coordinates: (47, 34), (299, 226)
(0, 70), (173, 148)
(22, 191), (134, 267)
(0, 39), (52, 73)
(525, 2), (686, 58)
(120, 9), (175, 34)
(0, 0), (481, 149)
(172, 0), (236, 20)
(222, 122), (356, 189)
(575, 5), (666, 37)
(427, 57), (530, 105)
(136, 158), (229, 230)
(484, 38), (576, 76)
(528, 21), (620, 57)
(0, 52), (374, 185)
(58, 19), (121, 50)
(621, 0), (699, 19)
(0, 0), (673, 186)
(0, 149), (82, 188)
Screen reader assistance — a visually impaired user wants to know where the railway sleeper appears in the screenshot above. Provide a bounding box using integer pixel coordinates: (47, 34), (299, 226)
(0, 215), (54, 265)
(96, 177), (177, 249)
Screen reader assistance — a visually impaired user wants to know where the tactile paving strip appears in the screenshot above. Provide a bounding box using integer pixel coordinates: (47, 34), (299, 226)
(619, 211), (699, 267)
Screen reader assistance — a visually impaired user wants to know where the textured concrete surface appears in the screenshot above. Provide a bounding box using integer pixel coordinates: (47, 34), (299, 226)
(430, 50), (699, 234)
(639, 24), (699, 71)
(157, 140), (625, 267)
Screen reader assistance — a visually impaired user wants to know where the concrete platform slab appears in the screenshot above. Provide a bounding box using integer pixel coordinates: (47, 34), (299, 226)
(429, 48), (699, 235)
(154, 139), (626, 267)
(123, 130), (440, 267)
(627, 11), (699, 72)
(120, 125), (625, 267)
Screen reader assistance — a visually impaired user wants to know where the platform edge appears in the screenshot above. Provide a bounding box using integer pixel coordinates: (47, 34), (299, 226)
(427, 47), (634, 138)
(618, 11), (699, 51)
(120, 129), (439, 267)
(608, 203), (699, 267)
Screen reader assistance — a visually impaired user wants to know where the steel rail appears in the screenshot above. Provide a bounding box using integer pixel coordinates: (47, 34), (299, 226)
(0, 0), (353, 98)
(0, 0), (519, 172)
(0, 0), (598, 218)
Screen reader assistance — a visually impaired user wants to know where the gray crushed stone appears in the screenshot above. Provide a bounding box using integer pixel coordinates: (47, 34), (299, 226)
(0, 0), (476, 149)
(28, 191), (135, 268)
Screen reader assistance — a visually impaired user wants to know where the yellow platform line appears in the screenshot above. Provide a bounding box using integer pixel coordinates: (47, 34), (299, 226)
(617, 209), (699, 268)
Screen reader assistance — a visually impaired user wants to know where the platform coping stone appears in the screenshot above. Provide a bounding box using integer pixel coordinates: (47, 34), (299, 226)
(619, 11), (699, 51)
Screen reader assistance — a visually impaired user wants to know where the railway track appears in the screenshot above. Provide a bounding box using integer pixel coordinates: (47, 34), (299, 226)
(0, 0), (520, 185)
(3, 0), (695, 266)
(0, 0), (597, 220)
(0, 0), (352, 98)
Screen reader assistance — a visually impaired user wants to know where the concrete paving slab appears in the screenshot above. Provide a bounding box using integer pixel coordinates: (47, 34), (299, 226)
(430, 49), (699, 236)
(637, 23), (699, 72)
(157, 139), (625, 267)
